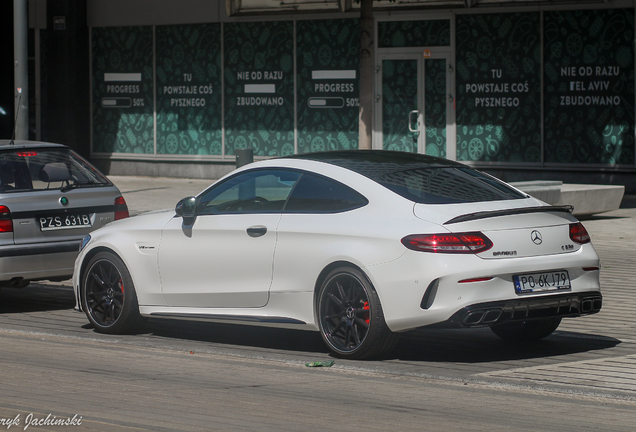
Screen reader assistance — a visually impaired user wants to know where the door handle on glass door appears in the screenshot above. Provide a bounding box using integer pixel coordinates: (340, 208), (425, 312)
(408, 110), (420, 133)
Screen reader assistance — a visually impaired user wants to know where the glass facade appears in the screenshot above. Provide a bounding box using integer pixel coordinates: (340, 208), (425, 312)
(378, 20), (451, 48)
(224, 21), (295, 157)
(456, 13), (541, 163)
(92, 26), (154, 154)
(297, 19), (360, 153)
(90, 10), (636, 168)
(156, 24), (223, 156)
(543, 9), (635, 165)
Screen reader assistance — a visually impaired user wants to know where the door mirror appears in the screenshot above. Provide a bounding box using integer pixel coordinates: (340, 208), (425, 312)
(175, 196), (196, 221)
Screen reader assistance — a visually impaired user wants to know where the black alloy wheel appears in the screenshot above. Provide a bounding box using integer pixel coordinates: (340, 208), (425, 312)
(82, 251), (143, 334)
(317, 267), (398, 359)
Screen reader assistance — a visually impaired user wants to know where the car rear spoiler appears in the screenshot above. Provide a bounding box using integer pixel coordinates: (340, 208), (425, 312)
(444, 205), (574, 225)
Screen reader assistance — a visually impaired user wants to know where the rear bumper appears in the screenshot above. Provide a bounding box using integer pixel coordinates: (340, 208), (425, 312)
(435, 291), (602, 328)
(366, 242), (601, 332)
(0, 241), (79, 282)
(0, 241), (79, 258)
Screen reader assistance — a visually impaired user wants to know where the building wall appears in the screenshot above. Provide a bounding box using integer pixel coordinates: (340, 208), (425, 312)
(40, 0), (90, 156)
(87, 0), (219, 27)
(83, 0), (636, 191)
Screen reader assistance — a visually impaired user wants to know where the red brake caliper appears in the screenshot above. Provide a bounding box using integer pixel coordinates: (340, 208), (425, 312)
(363, 301), (370, 324)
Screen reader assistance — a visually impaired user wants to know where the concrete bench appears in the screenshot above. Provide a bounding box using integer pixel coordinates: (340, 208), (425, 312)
(509, 180), (625, 216)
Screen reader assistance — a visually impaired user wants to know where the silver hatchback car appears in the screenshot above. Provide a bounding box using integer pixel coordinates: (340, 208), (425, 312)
(0, 140), (128, 288)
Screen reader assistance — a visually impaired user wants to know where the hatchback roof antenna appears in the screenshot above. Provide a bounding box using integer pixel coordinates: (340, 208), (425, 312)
(10, 88), (23, 146)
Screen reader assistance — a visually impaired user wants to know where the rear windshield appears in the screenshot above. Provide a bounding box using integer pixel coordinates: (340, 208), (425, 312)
(285, 151), (527, 204)
(376, 166), (527, 204)
(0, 149), (110, 193)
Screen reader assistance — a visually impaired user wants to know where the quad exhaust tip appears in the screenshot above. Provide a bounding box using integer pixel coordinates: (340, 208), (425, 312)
(581, 298), (602, 313)
(462, 309), (502, 326)
(462, 296), (602, 327)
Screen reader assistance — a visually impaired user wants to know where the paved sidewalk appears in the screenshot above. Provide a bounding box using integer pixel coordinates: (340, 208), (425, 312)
(109, 175), (214, 216)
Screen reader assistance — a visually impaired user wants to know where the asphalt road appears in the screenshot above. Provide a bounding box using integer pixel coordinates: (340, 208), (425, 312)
(0, 177), (634, 431)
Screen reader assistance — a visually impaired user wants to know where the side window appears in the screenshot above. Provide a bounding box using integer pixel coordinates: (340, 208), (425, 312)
(198, 169), (300, 215)
(284, 173), (368, 213)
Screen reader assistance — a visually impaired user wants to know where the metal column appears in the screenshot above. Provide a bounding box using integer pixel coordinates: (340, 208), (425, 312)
(13, 0), (28, 140)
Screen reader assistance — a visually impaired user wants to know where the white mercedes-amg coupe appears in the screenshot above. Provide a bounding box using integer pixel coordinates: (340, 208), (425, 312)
(73, 151), (602, 359)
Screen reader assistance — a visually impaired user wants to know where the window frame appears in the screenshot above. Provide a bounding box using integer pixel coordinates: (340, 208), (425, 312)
(196, 168), (301, 216)
(282, 170), (369, 214)
(194, 167), (369, 216)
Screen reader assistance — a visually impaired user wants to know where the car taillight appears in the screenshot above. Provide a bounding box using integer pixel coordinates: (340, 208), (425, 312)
(401, 232), (493, 254)
(570, 222), (590, 244)
(114, 196), (129, 220)
(0, 205), (13, 233)
(16, 151), (37, 157)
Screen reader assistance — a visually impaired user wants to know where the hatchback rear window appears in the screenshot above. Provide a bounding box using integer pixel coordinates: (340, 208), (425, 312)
(0, 149), (110, 192)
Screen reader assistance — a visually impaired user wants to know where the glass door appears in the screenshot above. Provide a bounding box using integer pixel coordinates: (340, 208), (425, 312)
(376, 53), (451, 158)
(380, 57), (419, 153)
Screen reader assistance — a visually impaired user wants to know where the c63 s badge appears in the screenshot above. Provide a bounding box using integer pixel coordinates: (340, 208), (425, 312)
(136, 243), (156, 255)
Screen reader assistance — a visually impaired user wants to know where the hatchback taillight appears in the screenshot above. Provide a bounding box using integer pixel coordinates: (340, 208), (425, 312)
(114, 196), (129, 220)
(0, 205), (13, 233)
(401, 232), (493, 254)
(569, 222), (590, 244)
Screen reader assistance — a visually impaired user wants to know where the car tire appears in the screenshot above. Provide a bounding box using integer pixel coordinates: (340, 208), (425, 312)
(81, 251), (144, 334)
(317, 266), (398, 359)
(490, 317), (562, 342)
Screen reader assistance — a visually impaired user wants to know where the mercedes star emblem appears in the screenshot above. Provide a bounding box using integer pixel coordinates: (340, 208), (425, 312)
(531, 230), (543, 245)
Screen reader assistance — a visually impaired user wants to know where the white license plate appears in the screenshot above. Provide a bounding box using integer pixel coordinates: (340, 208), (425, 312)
(513, 270), (571, 294)
(39, 214), (93, 231)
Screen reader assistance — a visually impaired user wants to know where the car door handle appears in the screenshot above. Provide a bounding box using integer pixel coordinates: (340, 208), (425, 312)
(246, 226), (267, 238)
